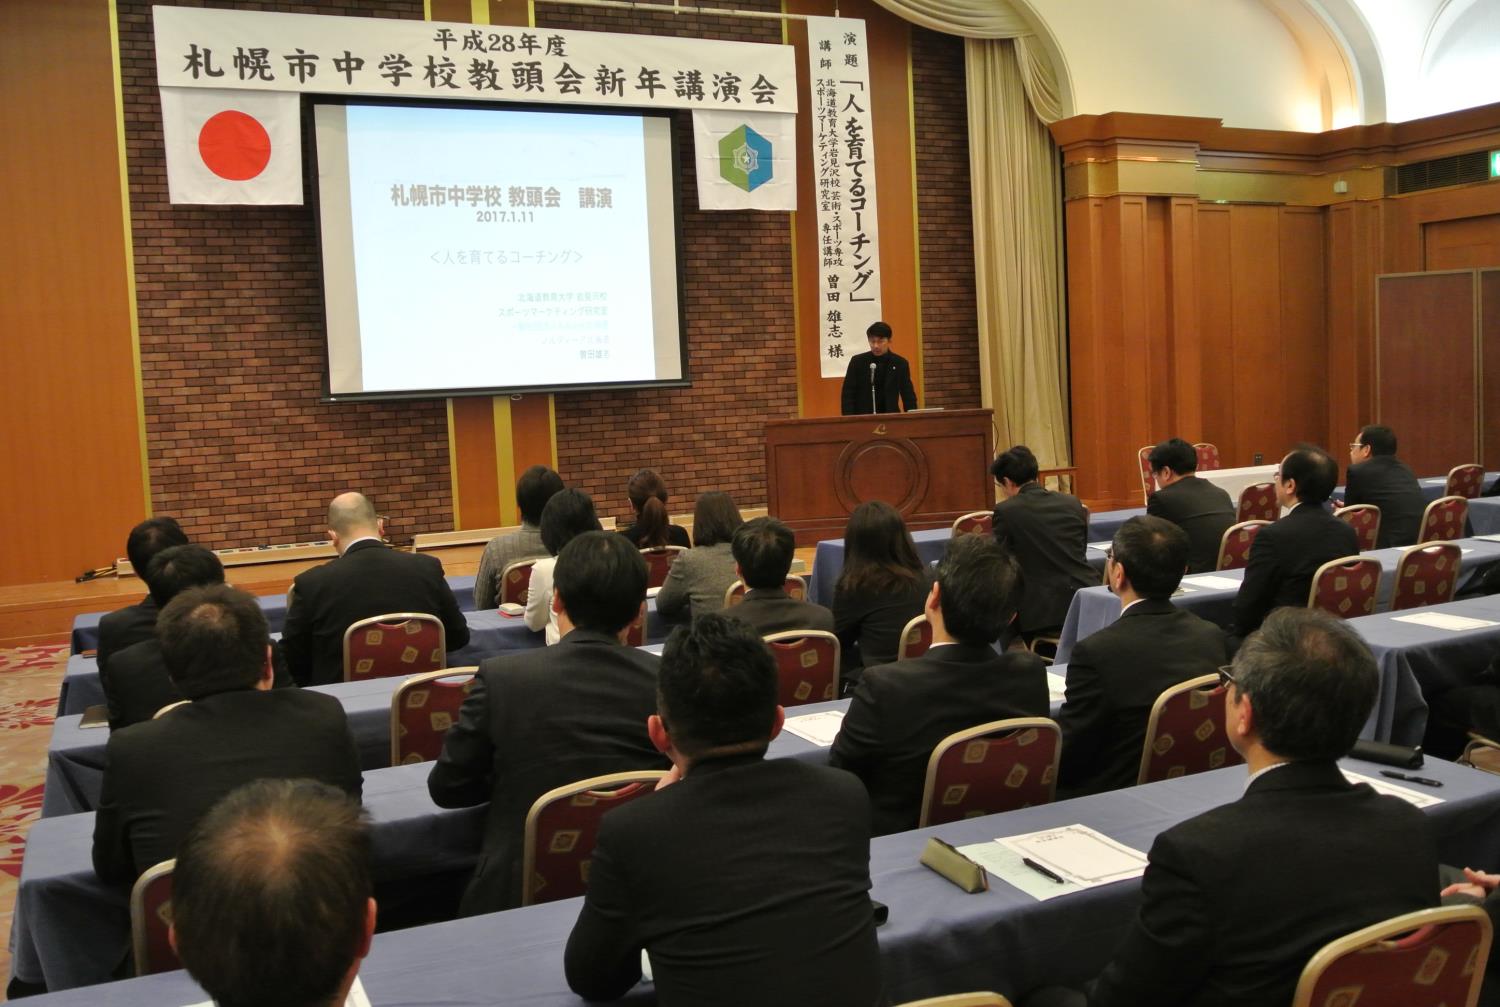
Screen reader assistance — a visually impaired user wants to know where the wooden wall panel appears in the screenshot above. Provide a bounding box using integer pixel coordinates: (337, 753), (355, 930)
(1165, 197), (1202, 437)
(1325, 200), (1381, 449)
(1279, 207), (1329, 453)
(1228, 206), (1283, 463)
(1065, 198), (1113, 502)
(1376, 272), (1478, 477)
(1195, 206), (1236, 458)
(1385, 184), (1500, 274)
(1424, 214), (1500, 271)
(1482, 270), (1500, 471)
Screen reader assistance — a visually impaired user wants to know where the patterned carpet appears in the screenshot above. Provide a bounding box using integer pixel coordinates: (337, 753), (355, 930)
(0, 645), (68, 996)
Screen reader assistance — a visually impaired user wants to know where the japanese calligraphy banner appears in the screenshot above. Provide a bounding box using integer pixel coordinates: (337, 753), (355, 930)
(160, 87), (302, 204)
(805, 17), (883, 378)
(691, 110), (796, 211)
(153, 5), (797, 113)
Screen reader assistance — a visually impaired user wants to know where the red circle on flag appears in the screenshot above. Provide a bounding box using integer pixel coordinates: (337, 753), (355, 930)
(197, 110), (272, 181)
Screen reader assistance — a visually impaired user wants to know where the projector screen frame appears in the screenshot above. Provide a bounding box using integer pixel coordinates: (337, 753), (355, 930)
(306, 94), (691, 404)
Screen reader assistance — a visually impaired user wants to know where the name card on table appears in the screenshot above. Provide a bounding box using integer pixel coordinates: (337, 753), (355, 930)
(1391, 612), (1500, 632)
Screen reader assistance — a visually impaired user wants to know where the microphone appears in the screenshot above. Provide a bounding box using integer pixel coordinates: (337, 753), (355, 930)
(869, 361), (878, 415)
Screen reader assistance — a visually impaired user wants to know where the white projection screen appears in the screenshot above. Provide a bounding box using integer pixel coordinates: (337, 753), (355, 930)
(312, 100), (686, 400)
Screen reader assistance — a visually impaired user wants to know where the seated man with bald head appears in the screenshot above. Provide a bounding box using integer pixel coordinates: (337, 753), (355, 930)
(281, 492), (470, 686)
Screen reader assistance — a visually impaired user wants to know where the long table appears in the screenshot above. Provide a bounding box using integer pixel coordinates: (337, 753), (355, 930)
(18, 754), (1500, 1005)
(1471, 497), (1500, 537)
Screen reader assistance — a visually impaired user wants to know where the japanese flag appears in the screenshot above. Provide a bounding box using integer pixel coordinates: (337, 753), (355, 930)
(159, 87), (302, 205)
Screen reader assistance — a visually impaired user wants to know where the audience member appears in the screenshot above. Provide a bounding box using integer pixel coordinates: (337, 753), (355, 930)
(1342, 424), (1425, 548)
(832, 501), (931, 689)
(620, 469), (691, 549)
(1233, 446), (1359, 636)
(655, 491), (744, 620)
(171, 779), (376, 1007)
(281, 492), (469, 685)
(474, 465), (565, 610)
(1028, 608), (1439, 1007)
(727, 517), (832, 635)
(1144, 438), (1236, 573)
(96, 517), (188, 674)
(990, 445), (1096, 641)
(93, 585), (362, 884)
(1056, 516), (1229, 797)
(830, 534), (1047, 835)
(564, 612), (881, 1006)
(429, 531), (667, 913)
(523, 488), (604, 645)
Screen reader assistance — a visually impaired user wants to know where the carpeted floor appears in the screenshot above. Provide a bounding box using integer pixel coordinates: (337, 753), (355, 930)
(0, 645), (68, 998)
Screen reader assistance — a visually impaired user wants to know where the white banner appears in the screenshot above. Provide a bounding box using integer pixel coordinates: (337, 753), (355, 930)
(160, 87), (302, 204)
(153, 5), (797, 113)
(805, 17), (883, 377)
(691, 109), (796, 211)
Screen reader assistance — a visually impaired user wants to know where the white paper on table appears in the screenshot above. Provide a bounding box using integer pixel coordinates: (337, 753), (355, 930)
(1476, 534), (1500, 543)
(1046, 672), (1067, 702)
(957, 840), (1086, 902)
(781, 709), (845, 747)
(1461, 548), (1474, 555)
(1180, 575), (1243, 591)
(1342, 770), (1445, 808)
(185, 977), (370, 1007)
(646, 586), (662, 598)
(996, 823), (1148, 889)
(1087, 541), (1113, 552)
(1390, 612), (1500, 632)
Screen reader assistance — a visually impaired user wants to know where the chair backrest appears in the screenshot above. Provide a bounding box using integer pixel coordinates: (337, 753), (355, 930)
(764, 630), (841, 707)
(342, 613), (446, 683)
(898, 613), (932, 660)
(1137, 445), (1156, 504)
(1291, 904), (1492, 1007)
(1447, 464), (1486, 500)
(641, 546), (687, 589)
(895, 995), (1014, 1007)
(1236, 482), (1279, 523)
(390, 667), (479, 766)
(1308, 556), (1382, 619)
(1335, 503), (1382, 552)
(130, 859), (178, 976)
(1390, 543), (1462, 612)
(622, 605), (646, 647)
(1193, 442), (1221, 471)
(951, 510), (994, 536)
(498, 558), (538, 607)
(521, 770), (666, 906)
(1137, 674), (1244, 785)
(723, 574), (808, 608)
(918, 718), (1060, 828)
(1216, 520), (1270, 571)
(1460, 733), (1500, 776)
(1420, 496), (1469, 543)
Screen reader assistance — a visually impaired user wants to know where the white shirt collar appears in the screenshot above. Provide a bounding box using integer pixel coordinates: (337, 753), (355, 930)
(1119, 597), (1147, 616)
(341, 535), (383, 552)
(1243, 760), (1291, 794)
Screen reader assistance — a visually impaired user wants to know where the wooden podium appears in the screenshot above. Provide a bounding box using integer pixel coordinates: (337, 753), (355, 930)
(765, 408), (995, 544)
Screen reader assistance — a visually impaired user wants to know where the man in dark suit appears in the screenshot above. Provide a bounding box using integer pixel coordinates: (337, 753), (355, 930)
(831, 533), (1048, 835)
(839, 320), (918, 415)
(727, 516), (834, 636)
(1057, 516), (1229, 797)
(1233, 446), (1360, 636)
(564, 613), (881, 1007)
(1030, 609), (1439, 1007)
(1145, 438), (1236, 573)
(92, 584), (362, 884)
(96, 517), (188, 675)
(427, 531), (668, 914)
(991, 444), (1097, 640)
(1342, 424), (1426, 548)
(281, 492), (469, 686)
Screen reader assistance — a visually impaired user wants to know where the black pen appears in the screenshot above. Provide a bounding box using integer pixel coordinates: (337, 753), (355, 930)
(1022, 857), (1066, 884)
(1380, 770), (1444, 788)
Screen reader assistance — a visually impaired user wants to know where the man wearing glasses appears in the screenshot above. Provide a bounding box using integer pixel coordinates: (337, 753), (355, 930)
(1340, 425), (1425, 548)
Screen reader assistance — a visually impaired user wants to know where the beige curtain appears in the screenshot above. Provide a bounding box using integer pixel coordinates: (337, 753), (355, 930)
(869, 0), (1072, 470)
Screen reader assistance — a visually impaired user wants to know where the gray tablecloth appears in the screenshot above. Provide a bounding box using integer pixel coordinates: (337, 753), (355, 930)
(18, 754), (1500, 1004)
(1471, 498), (1500, 537)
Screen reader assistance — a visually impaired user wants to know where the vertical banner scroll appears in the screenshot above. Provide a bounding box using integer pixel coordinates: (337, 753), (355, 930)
(805, 17), (883, 378)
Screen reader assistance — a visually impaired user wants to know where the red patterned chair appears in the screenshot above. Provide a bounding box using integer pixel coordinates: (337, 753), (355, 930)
(520, 770), (666, 906)
(951, 511), (994, 536)
(1193, 442), (1222, 471)
(898, 614), (932, 660)
(342, 613), (446, 683)
(1137, 674), (1243, 785)
(1290, 904), (1492, 1007)
(1447, 464), (1486, 500)
(1335, 503), (1382, 552)
(130, 859), (178, 976)
(389, 667), (478, 766)
(918, 718), (1060, 828)
(1236, 482), (1279, 523)
(1420, 496), (1469, 543)
(641, 546), (687, 590)
(622, 606), (646, 647)
(498, 558), (538, 608)
(723, 574), (808, 608)
(764, 630), (840, 707)
(1216, 520), (1270, 571)
(1308, 557), (1382, 619)
(1137, 446), (1157, 505)
(1390, 543), (1462, 612)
